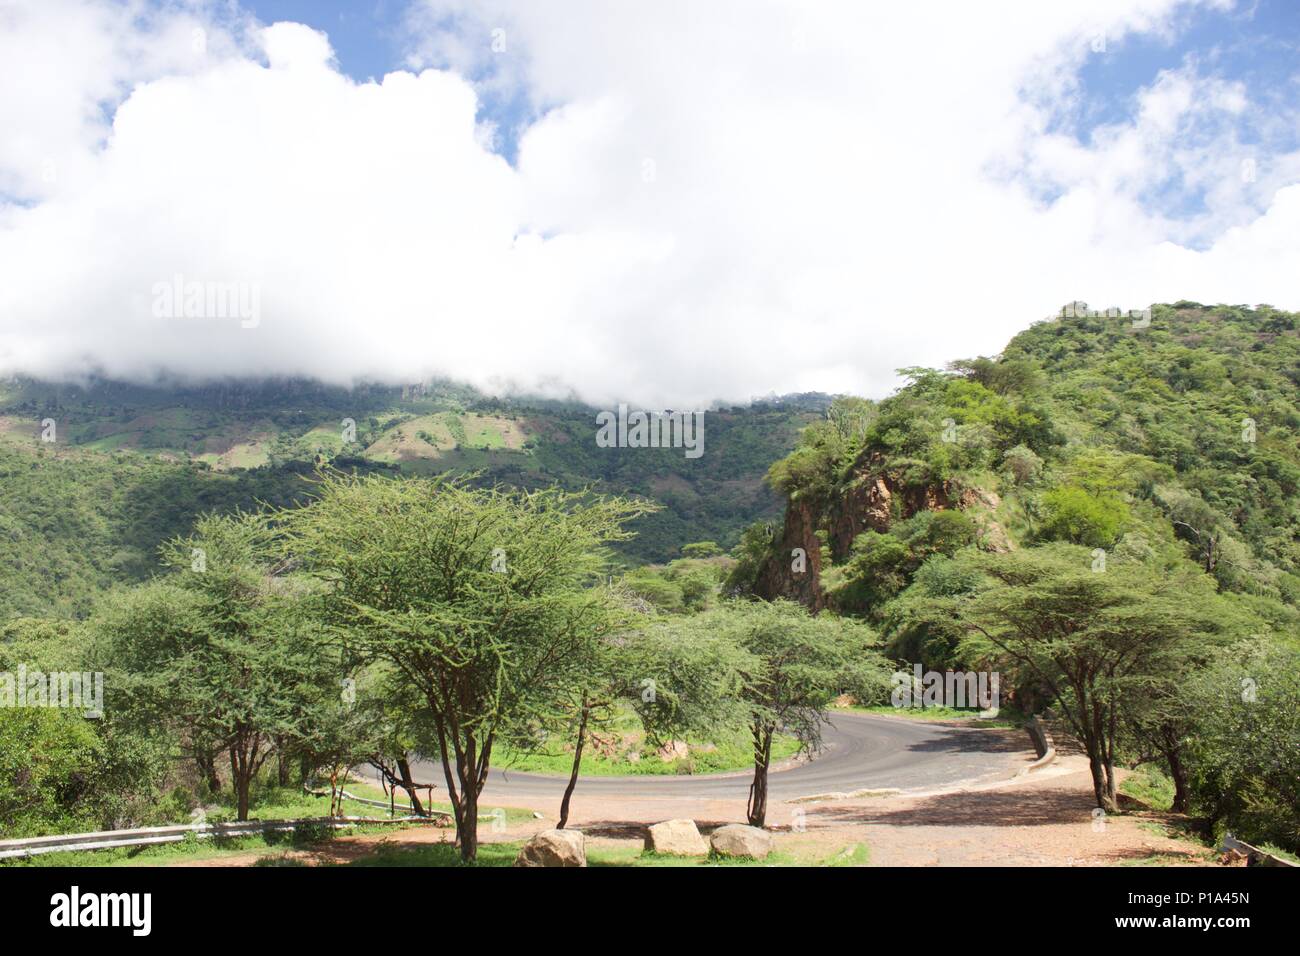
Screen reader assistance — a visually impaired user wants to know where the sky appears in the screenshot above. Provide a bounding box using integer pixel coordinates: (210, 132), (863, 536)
(0, 0), (1297, 407)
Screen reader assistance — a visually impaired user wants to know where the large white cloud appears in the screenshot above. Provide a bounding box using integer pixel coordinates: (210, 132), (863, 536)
(0, 0), (1296, 407)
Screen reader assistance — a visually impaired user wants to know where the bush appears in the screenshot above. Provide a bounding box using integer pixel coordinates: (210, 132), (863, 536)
(1183, 642), (1300, 852)
(1037, 486), (1128, 547)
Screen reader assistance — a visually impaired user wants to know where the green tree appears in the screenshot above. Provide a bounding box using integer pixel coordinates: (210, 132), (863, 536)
(929, 545), (1245, 810)
(695, 600), (884, 827)
(1181, 640), (1300, 851)
(281, 471), (650, 860)
(681, 541), (722, 558)
(101, 513), (329, 820)
(1037, 486), (1128, 547)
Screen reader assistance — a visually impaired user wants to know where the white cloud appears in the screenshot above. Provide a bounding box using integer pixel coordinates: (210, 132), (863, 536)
(0, 0), (1297, 407)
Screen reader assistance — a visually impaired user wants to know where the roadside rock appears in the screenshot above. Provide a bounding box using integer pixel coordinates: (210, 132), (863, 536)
(657, 740), (689, 762)
(514, 828), (586, 867)
(709, 824), (774, 859)
(645, 818), (708, 856)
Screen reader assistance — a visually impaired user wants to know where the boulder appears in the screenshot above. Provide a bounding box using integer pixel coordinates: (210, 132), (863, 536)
(644, 818), (708, 856)
(513, 828), (586, 867)
(656, 740), (689, 762)
(709, 823), (774, 859)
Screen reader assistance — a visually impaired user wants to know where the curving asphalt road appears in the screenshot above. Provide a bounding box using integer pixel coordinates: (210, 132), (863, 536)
(400, 713), (1030, 805)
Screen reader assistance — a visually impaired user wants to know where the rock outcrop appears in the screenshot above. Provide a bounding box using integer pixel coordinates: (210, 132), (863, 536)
(758, 444), (1009, 610)
(753, 497), (825, 610)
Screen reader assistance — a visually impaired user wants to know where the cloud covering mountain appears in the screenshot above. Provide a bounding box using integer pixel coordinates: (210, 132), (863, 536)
(1, 0), (1297, 406)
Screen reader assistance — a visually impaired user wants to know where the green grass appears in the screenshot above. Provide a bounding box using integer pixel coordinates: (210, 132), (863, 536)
(822, 842), (870, 867)
(839, 703), (1023, 729)
(15, 834), (848, 869)
(1, 781), (532, 867)
(496, 730), (800, 777)
(1120, 764), (1175, 812)
(2, 827), (355, 868)
(1258, 843), (1300, 865)
(1118, 850), (1209, 867)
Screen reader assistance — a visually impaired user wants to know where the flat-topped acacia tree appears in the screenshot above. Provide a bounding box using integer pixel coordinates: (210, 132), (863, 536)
(928, 545), (1250, 812)
(664, 600), (885, 828)
(101, 512), (331, 821)
(282, 471), (649, 861)
(729, 601), (884, 828)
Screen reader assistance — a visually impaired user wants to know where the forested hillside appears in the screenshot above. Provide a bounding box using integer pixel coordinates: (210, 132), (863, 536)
(744, 301), (1299, 617)
(0, 377), (824, 618)
(2, 301), (1296, 856)
(731, 301), (1298, 851)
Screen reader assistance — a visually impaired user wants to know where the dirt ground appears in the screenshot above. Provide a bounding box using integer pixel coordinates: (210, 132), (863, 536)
(175, 754), (1214, 867)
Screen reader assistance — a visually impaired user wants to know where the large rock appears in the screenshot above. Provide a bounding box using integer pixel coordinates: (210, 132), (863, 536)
(513, 828), (587, 867)
(709, 824), (774, 859)
(644, 818), (708, 856)
(656, 740), (689, 762)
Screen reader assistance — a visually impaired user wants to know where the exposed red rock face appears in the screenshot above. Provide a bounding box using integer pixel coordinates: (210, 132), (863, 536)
(827, 452), (964, 561)
(757, 447), (1003, 610)
(829, 473), (893, 562)
(754, 496), (825, 611)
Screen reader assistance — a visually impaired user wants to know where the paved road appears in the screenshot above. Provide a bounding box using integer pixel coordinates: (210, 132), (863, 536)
(401, 713), (1030, 804)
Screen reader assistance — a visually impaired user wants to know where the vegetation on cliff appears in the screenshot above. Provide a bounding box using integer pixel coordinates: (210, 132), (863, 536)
(733, 302), (1299, 847)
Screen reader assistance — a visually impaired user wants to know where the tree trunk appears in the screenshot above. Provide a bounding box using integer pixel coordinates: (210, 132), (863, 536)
(276, 737), (291, 788)
(1082, 695), (1119, 812)
(1103, 699), (1119, 809)
(230, 746), (252, 821)
(459, 781), (479, 861)
(746, 723), (773, 828)
(558, 699), (590, 829)
(195, 749), (221, 795)
(435, 721), (490, 862)
(396, 757), (424, 816)
(1160, 725), (1190, 814)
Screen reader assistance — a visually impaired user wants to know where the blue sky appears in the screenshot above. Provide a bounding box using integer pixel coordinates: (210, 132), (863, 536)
(242, 0), (406, 82)
(241, 0), (537, 159)
(243, 1), (1300, 162)
(1074, 0), (1299, 131)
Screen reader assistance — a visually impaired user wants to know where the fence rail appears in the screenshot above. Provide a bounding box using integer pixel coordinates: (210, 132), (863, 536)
(0, 815), (431, 861)
(1221, 832), (1298, 868)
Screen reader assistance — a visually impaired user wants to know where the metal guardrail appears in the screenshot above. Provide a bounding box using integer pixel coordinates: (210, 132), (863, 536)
(1221, 832), (1299, 868)
(0, 815), (430, 861)
(338, 788), (449, 817)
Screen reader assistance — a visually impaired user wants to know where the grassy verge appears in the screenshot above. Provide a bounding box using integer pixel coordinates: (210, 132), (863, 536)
(1119, 764), (1175, 811)
(496, 717), (800, 776)
(836, 703), (1024, 729)
(2, 781), (532, 868)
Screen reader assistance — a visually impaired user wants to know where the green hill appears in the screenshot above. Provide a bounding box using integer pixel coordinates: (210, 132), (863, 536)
(0, 377), (826, 619)
(745, 301), (1300, 626)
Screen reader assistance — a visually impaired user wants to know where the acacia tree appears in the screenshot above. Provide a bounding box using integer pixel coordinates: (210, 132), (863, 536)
(101, 513), (329, 820)
(282, 472), (649, 861)
(359, 667), (442, 817)
(691, 600), (884, 828)
(928, 545), (1243, 811)
(539, 608), (753, 829)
